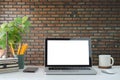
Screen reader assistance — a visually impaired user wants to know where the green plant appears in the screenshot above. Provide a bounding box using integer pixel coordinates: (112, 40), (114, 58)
(0, 16), (31, 50)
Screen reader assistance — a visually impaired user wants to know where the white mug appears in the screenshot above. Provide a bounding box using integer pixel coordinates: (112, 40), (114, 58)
(99, 55), (114, 68)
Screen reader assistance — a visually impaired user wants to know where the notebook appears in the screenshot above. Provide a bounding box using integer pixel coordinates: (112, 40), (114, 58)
(44, 38), (97, 75)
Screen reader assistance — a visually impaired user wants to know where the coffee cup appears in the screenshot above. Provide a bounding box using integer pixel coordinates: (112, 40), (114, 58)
(98, 55), (114, 69)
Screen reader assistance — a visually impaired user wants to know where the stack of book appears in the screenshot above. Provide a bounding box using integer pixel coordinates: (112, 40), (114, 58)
(0, 58), (19, 73)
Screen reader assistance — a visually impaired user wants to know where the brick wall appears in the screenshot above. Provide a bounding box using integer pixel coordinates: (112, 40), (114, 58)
(0, 0), (120, 65)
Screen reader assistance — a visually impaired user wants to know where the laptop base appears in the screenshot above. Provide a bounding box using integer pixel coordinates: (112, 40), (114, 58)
(45, 67), (97, 75)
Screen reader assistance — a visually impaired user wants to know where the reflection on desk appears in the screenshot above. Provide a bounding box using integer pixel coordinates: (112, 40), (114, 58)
(0, 66), (119, 80)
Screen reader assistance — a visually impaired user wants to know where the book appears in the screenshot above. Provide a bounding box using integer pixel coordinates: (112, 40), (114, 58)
(0, 67), (19, 73)
(0, 58), (18, 64)
(0, 58), (19, 73)
(0, 64), (18, 69)
(7, 64), (18, 67)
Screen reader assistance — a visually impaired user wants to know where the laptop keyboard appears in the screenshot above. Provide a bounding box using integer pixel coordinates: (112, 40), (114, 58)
(49, 67), (91, 70)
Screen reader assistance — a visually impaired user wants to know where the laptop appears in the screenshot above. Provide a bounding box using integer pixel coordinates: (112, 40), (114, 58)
(44, 38), (97, 75)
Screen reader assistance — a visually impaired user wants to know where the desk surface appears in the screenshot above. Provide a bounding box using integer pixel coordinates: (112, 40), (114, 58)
(0, 66), (120, 80)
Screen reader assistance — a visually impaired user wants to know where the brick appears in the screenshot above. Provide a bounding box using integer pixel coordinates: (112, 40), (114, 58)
(22, 12), (30, 14)
(22, 0), (29, 2)
(13, 5), (21, 8)
(39, 18), (47, 20)
(81, 24), (88, 27)
(18, 8), (25, 11)
(13, 0), (21, 2)
(64, 24), (72, 26)
(22, 5), (29, 8)
(64, 18), (73, 20)
(5, 0), (12, 1)
(17, 2), (25, 5)
(56, 24), (64, 27)
(5, 18), (13, 21)
(39, 5), (47, 8)
(5, 11), (13, 14)
(5, 5), (12, 8)
(73, 24), (81, 27)
(98, 18), (107, 20)
(81, 18), (89, 21)
(39, 12), (47, 15)
(31, 18), (39, 21)
(47, 18), (55, 20)
(108, 18), (117, 20)
(13, 12), (21, 14)
(0, 18), (4, 20)
(47, 12), (56, 15)
(9, 2), (16, 5)
(0, 2), (8, 5)
(89, 18), (98, 21)
(0, 15), (8, 17)
(9, 8), (16, 11)
(47, 24), (56, 27)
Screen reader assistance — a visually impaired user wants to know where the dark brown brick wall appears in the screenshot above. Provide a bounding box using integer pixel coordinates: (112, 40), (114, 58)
(0, 0), (120, 65)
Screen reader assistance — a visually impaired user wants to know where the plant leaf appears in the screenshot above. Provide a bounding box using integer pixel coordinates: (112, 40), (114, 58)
(22, 16), (28, 24)
(1, 23), (7, 29)
(0, 32), (6, 39)
(0, 35), (6, 49)
(8, 21), (14, 27)
(14, 17), (22, 25)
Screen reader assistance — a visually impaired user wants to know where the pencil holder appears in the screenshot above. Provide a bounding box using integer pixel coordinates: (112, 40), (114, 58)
(18, 55), (24, 69)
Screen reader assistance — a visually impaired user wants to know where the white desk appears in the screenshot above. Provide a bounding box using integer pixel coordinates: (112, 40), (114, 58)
(0, 66), (120, 80)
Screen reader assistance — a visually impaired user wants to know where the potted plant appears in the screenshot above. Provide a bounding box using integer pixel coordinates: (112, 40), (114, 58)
(0, 16), (31, 58)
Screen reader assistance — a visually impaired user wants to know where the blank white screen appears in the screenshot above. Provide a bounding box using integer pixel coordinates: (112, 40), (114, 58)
(47, 40), (89, 65)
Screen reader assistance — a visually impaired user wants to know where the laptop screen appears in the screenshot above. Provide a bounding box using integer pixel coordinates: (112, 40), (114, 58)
(45, 38), (92, 67)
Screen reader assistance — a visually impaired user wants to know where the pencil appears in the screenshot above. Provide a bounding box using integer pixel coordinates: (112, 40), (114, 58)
(17, 43), (21, 55)
(10, 43), (15, 56)
(20, 43), (28, 55)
